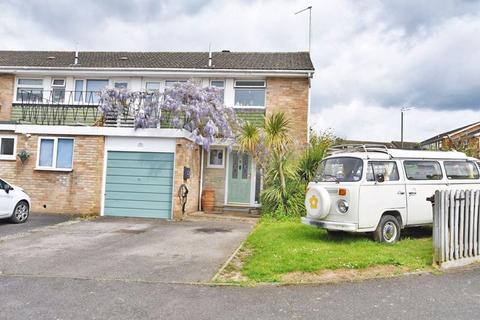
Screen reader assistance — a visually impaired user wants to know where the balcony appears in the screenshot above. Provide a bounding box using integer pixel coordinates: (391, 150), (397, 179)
(11, 89), (266, 128)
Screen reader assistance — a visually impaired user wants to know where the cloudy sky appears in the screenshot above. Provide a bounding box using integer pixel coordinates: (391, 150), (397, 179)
(1, 0), (479, 142)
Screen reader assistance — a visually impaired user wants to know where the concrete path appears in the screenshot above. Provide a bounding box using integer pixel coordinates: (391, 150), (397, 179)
(0, 216), (254, 283)
(0, 266), (479, 319)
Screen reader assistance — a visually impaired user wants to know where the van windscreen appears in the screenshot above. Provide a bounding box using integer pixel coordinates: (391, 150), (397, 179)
(315, 157), (363, 182)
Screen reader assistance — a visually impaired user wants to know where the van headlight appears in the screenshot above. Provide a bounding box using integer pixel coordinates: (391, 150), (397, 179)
(337, 199), (349, 213)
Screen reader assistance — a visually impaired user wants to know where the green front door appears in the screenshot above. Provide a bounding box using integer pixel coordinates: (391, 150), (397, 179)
(104, 151), (174, 219)
(227, 151), (252, 204)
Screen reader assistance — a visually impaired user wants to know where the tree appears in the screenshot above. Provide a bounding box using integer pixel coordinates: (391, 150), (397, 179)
(98, 81), (239, 150)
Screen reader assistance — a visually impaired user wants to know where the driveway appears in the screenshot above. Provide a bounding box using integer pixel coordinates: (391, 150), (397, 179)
(0, 214), (71, 238)
(0, 216), (255, 283)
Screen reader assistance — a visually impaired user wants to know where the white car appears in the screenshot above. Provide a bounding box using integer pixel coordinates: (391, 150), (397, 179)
(0, 178), (31, 223)
(302, 145), (480, 243)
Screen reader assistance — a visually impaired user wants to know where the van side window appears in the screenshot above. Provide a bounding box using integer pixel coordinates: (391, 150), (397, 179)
(444, 161), (480, 180)
(366, 161), (400, 181)
(404, 161), (443, 180)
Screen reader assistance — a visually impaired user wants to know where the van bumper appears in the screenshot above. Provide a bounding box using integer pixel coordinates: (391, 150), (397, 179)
(301, 217), (358, 231)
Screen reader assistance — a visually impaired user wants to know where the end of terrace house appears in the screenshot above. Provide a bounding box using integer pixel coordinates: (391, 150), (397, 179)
(0, 50), (314, 219)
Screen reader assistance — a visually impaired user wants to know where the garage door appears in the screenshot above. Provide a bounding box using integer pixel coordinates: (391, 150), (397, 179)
(104, 151), (174, 219)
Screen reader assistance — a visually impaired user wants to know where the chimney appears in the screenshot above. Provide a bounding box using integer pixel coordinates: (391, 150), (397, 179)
(74, 51), (79, 65)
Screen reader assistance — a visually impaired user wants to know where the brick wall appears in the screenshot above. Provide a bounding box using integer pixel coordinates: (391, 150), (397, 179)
(0, 74), (14, 121)
(0, 131), (104, 215)
(172, 138), (201, 220)
(265, 77), (309, 145)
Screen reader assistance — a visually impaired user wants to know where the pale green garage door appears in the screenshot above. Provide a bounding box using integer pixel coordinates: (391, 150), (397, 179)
(104, 151), (174, 219)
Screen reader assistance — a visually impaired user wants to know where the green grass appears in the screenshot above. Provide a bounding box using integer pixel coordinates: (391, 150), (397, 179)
(241, 220), (433, 282)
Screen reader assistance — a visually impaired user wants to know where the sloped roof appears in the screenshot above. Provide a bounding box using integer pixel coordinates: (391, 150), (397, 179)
(421, 121), (480, 145)
(0, 51), (314, 71)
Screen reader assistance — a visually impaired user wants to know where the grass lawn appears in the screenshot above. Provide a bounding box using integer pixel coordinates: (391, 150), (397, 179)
(240, 220), (433, 282)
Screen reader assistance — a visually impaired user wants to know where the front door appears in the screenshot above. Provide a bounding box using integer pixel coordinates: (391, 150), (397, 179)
(227, 151), (252, 204)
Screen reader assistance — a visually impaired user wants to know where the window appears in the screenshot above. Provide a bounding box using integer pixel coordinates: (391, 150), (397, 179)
(404, 161), (443, 180)
(210, 80), (225, 102)
(37, 137), (74, 170)
(165, 80), (187, 87)
(0, 136), (16, 160)
(444, 161), (480, 180)
(85, 79), (108, 103)
(51, 78), (66, 103)
(74, 80), (84, 102)
(315, 157), (363, 182)
(146, 81), (161, 92)
(234, 80), (265, 107)
(16, 78), (43, 102)
(208, 149), (225, 168)
(366, 161), (400, 181)
(114, 81), (128, 89)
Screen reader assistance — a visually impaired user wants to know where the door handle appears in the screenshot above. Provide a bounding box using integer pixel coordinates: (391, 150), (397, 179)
(397, 191), (405, 195)
(408, 191), (417, 196)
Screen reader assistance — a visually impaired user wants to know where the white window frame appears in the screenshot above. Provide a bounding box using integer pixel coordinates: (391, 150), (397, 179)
(0, 135), (17, 161)
(145, 80), (163, 92)
(165, 79), (187, 87)
(15, 77), (44, 102)
(36, 137), (75, 172)
(233, 80), (266, 108)
(73, 79), (109, 104)
(112, 79), (129, 89)
(207, 148), (225, 169)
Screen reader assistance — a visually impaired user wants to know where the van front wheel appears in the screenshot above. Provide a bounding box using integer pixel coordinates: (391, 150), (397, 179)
(373, 215), (400, 244)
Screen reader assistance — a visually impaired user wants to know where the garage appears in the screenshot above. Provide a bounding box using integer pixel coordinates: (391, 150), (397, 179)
(103, 151), (174, 219)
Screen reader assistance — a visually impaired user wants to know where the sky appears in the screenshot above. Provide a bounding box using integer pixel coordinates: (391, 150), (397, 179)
(1, 0), (479, 142)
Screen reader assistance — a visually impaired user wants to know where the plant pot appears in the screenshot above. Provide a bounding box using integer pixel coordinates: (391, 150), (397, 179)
(201, 190), (215, 213)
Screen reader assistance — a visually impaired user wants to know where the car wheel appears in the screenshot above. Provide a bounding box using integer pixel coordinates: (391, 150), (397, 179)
(373, 215), (400, 244)
(10, 201), (29, 224)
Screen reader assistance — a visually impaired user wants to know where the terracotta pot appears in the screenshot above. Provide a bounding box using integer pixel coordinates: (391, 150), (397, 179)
(201, 190), (215, 213)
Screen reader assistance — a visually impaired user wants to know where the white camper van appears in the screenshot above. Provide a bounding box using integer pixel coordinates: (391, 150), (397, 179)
(302, 145), (480, 243)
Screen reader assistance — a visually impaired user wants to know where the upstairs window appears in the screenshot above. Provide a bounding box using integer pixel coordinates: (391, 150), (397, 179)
(16, 78), (43, 102)
(146, 81), (161, 93)
(0, 136), (16, 160)
(85, 79), (108, 104)
(444, 161), (480, 180)
(51, 78), (66, 103)
(165, 80), (187, 87)
(114, 81), (128, 89)
(37, 137), (74, 170)
(210, 80), (225, 102)
(234, 80), (265, 107)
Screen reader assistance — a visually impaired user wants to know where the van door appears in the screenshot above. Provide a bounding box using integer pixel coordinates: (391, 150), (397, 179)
(358, 161), (407, 229)
(403, 160), (446, 225)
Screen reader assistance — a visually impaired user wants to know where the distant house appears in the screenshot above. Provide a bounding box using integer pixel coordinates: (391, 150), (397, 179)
(420, 122), (480, 151)
(336, 139), (420, 150)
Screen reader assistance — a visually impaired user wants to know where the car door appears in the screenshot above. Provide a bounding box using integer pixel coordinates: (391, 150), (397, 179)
(358, 160), (407, 229)
(403, 160), (446, 225)
(0, 179), (15, 216)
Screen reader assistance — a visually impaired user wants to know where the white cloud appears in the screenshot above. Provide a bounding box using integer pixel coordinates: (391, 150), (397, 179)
(311, 101), (480, 142)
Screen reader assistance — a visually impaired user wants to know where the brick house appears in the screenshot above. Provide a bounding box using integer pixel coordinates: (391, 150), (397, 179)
(0, 51), (314, 219)
(421, 121), (480, 154)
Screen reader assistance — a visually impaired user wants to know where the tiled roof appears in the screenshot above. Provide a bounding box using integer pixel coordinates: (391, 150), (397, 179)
(0, 51), (314, 71)
(421, 121), (480, 145)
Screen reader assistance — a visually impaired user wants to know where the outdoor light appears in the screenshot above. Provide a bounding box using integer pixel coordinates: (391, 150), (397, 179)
(337, 199), (349, 213)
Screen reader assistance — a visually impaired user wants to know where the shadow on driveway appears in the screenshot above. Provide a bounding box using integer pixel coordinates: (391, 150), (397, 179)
(0, 214), (71, 238)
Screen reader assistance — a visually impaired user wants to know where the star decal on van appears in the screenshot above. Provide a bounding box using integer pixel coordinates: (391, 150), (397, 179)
(309, 195), (319, 209)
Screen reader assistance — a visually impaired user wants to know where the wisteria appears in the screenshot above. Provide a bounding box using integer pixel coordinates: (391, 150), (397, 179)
(98, 81), (240, 150)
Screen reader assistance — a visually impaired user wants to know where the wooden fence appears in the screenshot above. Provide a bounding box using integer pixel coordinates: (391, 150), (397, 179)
(433, 190), (480, 268)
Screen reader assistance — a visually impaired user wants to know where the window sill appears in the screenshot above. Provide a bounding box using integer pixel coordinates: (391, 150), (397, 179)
(35, 167), (73, 172)
(207, 165), (225, 169)
(0, 156), (16, 161)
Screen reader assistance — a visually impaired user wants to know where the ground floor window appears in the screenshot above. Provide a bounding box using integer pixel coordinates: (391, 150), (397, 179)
(0, 136), (16, 160)
(208, 148), (225, 168)
(37, 137), (74, 170)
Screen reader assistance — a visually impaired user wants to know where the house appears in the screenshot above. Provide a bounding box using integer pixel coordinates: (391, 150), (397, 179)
(420, 121), (480, 152)
(0, 50), (314, 219)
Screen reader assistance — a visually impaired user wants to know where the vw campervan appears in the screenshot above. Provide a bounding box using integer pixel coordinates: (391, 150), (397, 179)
(302, 145), (480, 243)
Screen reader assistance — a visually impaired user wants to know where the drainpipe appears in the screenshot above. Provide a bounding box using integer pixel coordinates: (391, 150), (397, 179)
(198, 148), (204, 211)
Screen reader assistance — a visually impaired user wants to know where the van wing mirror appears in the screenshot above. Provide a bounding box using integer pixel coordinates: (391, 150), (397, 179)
(375, 173), (385, 183)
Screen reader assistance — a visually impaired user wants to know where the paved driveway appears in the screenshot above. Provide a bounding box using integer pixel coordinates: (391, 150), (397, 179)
(0, 216), (255, 283)
(0, 214), (71, 238)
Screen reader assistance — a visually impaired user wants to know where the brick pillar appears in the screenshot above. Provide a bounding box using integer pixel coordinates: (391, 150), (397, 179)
(0, 74), (14, 121)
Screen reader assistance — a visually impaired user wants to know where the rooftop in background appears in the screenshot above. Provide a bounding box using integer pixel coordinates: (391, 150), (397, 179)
(421, 121), (480, 145)
(337, 139), (420, 150)
(0, 51), (314, 71)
